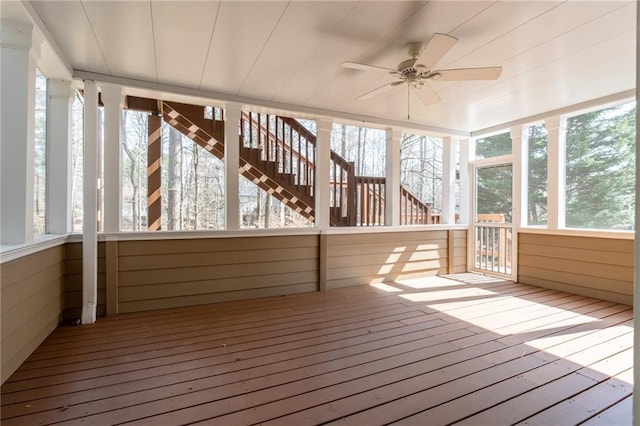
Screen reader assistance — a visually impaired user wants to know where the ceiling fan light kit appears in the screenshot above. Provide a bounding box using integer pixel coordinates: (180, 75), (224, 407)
(341, 33), (503, 119)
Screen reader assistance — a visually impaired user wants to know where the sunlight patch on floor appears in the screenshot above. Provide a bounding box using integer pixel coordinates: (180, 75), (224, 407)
(395, 275), (471, 289)
(369, 283), (404, 292)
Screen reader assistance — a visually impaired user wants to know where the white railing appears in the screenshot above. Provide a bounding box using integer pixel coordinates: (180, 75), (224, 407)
(475, 223), (512, 275)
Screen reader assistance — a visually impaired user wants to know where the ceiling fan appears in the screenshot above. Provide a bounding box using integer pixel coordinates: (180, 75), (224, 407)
(341, 33), (502, 116)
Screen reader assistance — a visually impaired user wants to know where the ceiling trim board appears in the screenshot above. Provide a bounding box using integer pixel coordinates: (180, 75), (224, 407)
(471, 89), (636, 137)
(73, 69), (470, 137)
(20, 0), (73, 77)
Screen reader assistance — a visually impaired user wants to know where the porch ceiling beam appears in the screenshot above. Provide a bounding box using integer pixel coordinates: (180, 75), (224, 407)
(73, 70), (470, 138)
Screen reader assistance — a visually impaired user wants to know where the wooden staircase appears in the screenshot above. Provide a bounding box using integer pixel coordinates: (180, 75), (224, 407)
(125, 96), (433, 226)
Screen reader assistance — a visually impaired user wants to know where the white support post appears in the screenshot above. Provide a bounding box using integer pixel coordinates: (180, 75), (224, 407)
(46, 80), (75, 235)
(315, 119), (332, 229)
(224, 103), (242, 230)
(458, 138), (473, 225)
(634, 6), (640, 422)
(385, 127), (401, 226)
(545, 116), (566, 229)
(82, 80), (99, 324)
(0, 21), (38, 244)
(101, 84), (124, 233)
(441, 136), (457, 224)
(511, 125), (528, 229)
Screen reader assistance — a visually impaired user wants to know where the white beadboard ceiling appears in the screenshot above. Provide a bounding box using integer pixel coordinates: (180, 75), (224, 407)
(21, 0), (638, 133)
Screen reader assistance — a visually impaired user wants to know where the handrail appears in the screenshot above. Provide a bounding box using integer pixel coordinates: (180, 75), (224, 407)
(400, 186), (432, 225)
(240, 112), (315, 196)
(165, 100), (432, 228)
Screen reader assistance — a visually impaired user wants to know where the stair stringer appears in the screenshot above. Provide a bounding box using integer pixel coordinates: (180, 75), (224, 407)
(163, 102), (316, 221)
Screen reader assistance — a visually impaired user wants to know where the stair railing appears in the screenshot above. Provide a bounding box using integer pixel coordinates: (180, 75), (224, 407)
(330, 154), (356, 225)
(400, 187), (433, 225)
(355, 176), (385, 226)
(240, 112), (316, 197)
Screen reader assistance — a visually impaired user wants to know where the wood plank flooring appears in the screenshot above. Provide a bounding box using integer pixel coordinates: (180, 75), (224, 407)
(1, 273), (633, 425)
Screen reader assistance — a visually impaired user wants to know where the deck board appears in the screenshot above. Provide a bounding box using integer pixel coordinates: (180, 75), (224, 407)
(1, 273), (633, 425)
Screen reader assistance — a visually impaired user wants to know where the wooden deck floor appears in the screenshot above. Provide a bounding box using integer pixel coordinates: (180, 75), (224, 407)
(1, 273), (633, 425)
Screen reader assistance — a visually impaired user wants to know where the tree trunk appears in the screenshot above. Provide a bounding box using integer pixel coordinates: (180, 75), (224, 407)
(167, 126), (180, 230)
(264, 194), (271, 228)
(122, 113), (139, 231)
(255, 186), (261, 227)
(356, 127), (363, 175)
(193, 147), (199, 228)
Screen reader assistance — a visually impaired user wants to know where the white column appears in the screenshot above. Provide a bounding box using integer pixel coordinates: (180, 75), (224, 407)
(511, 125), (528, 228)
(101, 84), (124, 233)
(458, 138), (473, 225)
(385, 127), (401, 226)
(82, 80), (99, 324)
(224, 103), (242, 230)
(545, 116), (566, 229)
(0, 21), (39, 244)
(634, 5), (640, 423)
(441, 136), (457, 224)
(315, 119), (332, 229)
(46, 80), (74, 235)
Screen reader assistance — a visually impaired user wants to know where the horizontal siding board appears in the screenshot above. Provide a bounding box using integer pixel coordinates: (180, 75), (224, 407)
(1, 275), (62, 339)
(118, 235), (317, 257)
(452, 264), (467, 273)
(1, 246), (64, 384)
(453, 238), (467, 249)
(64, 242), (106, 259)
(64, 258), (107, 274)
(118, 247), (318, 271)
(453, 255), (466, 267)
(519, 233), (633, 253)
(119, 259), (318, 287)
(118, 271), (319, 302)
(518, 275), (631, 306)
(1, 246), (64, 289)
(453, 230), (467, 239)
(118, 283), (317, 313)
(327, 268), (445, 289)
(519, 243), (633, 267)
(327, 259), (446, 281)
(518, 266), (632, 296)
(328, 249), (447, 269)
(518, 233), (632, 305)
(327, 230), (448, 246)
(1, 263), (64, 313)
(326, 241), (446, 257)
(519, 254), (632, 283)
(325, 231), (450, 290)
(1, 314), (60, 384)
(113, 236), (320, 313)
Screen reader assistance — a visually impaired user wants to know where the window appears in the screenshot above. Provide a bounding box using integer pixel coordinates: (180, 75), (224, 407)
(475, 132), (511, 159)
(331, 123), (386, 226)
(164, 123), (225, 230)
(33, 69), (47, 235)
(527, 124), (548, 226)
(400, 133), (442, 224)
(565, 101), (635, 230)
(121, 110), (149, 230)
(71, 92), (84, 233)
(239, 113), (313, 228)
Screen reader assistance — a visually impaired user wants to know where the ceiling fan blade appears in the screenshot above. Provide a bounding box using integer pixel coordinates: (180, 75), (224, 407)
(341, 61), (396, 73)
(412, 83), (440, 106)
(356, 81), (404, 101)
(434, 66), (503, 81)
(415, 33), (457, 69)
